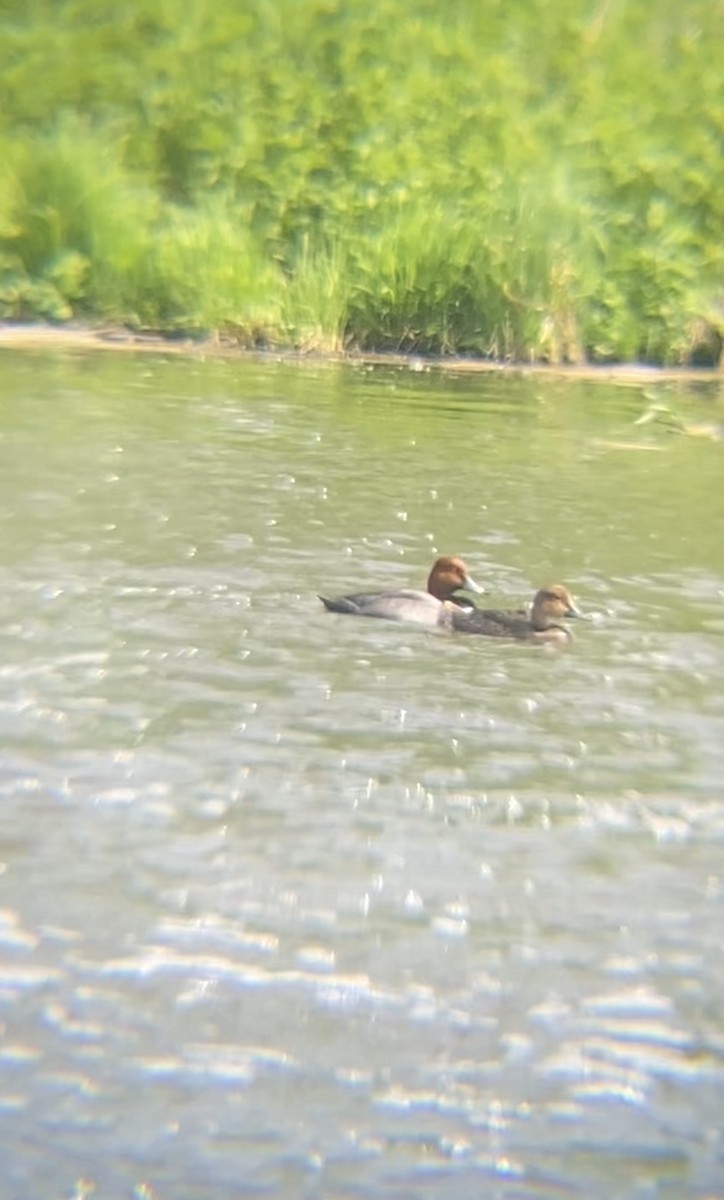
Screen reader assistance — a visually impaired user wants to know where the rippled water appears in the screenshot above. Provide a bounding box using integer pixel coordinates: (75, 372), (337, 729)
(0, 347), (723, 1199)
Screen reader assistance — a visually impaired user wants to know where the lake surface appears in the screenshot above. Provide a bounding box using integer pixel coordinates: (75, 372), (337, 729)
(0, 345), (723, 1199)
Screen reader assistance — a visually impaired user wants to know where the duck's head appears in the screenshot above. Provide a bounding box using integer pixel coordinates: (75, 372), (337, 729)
(531, 584), (584, 629)
(427, 556), (485, 602)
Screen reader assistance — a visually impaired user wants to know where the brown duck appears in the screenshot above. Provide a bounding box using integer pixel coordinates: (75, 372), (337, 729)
(451, 584), (585, 642)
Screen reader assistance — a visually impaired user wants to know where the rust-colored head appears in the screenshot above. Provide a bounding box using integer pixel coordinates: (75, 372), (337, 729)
(426, 556), (485, 601)
(530, 584), (584, 630)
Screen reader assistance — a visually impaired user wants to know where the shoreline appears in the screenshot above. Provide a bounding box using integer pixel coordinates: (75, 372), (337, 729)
(1, 321), (722, 384)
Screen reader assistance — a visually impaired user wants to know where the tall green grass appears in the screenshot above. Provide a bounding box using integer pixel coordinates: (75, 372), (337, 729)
(1, 0), (722, 362)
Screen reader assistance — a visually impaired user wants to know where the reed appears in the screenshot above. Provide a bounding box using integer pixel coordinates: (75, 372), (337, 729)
(0, 0), (721, 363)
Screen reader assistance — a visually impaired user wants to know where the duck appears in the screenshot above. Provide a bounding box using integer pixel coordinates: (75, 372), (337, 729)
(319, 555), (485, 627)
(450, 583), (585, 642)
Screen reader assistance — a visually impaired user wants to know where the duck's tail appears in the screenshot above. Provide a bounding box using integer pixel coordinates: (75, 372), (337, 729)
(319, 594), (360, 614)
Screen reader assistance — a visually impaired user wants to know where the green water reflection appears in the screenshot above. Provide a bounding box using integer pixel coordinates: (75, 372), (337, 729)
(0, 347), (723, 1200)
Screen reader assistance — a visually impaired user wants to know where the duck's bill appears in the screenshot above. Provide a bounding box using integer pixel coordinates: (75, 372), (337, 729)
(565, 603), (589, 619)
(463, 574), (486, 594)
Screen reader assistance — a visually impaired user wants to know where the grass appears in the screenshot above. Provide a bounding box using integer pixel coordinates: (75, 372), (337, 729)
(0, 0), (722, 363)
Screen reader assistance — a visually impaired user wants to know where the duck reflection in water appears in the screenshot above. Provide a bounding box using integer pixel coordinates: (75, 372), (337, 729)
(319, 555), (485, 627)
(451, 583), (585, 643)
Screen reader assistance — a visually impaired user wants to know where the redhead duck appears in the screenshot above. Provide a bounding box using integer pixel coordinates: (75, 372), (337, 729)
(451, 584), (585, 642)
(319, 555), (485, 627)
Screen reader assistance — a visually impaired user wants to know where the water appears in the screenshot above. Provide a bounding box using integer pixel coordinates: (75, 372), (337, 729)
(0, 346), (723, 1199)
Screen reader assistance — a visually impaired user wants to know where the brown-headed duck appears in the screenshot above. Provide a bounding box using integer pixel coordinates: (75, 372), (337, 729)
(319, 555), (485, 627)
(451, 583), (585, 643)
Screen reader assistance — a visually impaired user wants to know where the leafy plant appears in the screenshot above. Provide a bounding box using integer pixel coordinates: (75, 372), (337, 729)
(0, 0), (721, 361)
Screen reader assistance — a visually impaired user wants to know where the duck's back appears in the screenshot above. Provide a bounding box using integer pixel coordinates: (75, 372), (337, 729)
(451, 607), (530, 638)
(451, 606), (570, 641)
(319, 588), (444, 625)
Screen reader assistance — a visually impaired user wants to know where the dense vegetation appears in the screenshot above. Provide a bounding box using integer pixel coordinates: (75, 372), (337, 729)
(1, 0), (722, 362)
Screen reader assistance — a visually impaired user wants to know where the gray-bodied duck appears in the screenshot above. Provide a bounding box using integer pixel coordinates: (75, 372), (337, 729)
(451, 583), (585, 643)
(319, 555), (485, 627)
